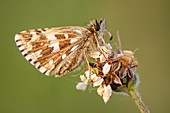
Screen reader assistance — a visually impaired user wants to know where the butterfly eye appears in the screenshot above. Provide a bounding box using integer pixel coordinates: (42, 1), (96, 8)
(94, 25), (100, 31)
(93, 19), (100, 31)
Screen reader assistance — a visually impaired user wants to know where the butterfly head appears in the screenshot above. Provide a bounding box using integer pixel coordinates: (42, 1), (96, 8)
(87, 19), (112, 40)
(88, 19), (106, 35)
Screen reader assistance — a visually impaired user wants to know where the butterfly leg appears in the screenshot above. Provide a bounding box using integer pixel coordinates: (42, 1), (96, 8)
(93, 34), (108, 59)
(82, 49), (91, 71)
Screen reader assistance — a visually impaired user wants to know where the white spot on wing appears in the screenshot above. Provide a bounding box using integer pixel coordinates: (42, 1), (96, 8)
(30, 59), (36, 65)
(44, 62), (55, 75)
(45, 64), (55, 75)
(49, 60), (53, 65)
(23, 50), (42, 62)
(18, 46), (25, 50)
(45, 71), (50, 76)
(71, 45), (78, 52)
(70, 38), (78, 44)
(14, 34), (20, 41)
(46, 34), (56, 40)
(39, 67), (47, 73)
(64, 34), (69, 39)
(30, 31), (37, 35)
(16, 41), (22, 46)
(75, 29), (82, 34)
(21, 50), (28, 55)
(49, 42), (60, 53)
(30, 35), (38, 42)
(35, 50), (42, 57)
(35, 62), (40, 68)
(62, 54), (67, 59)
(25, 55), (31, 61)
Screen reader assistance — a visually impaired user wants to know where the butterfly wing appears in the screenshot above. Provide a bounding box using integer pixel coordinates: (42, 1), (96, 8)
(15, 26), (92, 76)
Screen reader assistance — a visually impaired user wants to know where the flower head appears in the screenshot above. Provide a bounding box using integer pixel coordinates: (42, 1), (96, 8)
(76, 42), (139, 103)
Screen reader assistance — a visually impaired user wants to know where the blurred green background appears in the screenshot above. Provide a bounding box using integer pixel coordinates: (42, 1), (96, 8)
(0, 0), (170, 113)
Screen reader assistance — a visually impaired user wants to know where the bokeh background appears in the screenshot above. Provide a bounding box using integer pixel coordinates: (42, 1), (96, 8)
(0, 0), (169, 113)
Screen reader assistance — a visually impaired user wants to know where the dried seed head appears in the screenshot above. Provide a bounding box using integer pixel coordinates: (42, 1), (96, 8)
(76, 33), (139, 103)
(89, 47), (139, 92)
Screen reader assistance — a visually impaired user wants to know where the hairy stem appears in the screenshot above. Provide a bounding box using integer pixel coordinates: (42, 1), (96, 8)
(125, 88), (150, 113)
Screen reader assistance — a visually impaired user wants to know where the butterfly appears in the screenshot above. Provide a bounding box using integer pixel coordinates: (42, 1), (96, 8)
(14, 19), (112, 77)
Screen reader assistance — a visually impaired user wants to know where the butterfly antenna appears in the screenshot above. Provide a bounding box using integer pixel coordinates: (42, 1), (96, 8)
(105, 29), (113, 41)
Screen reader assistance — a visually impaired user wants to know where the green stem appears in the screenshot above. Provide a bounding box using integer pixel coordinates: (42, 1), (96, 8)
(125, 88), (150, 113)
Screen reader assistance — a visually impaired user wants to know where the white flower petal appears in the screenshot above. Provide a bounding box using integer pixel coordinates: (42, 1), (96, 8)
(80, 75), (87, 82)
(102, 63), (111, 75)
(85, 70), (90, 78)
(84, 79), (89, 84)
(104, 85), (112, 97)
(97, 85), (104, 96)
(103, 85), (112, 103)
(76, 82), (87, 91)
(91, 74), (97, 81)
(91, 74), (103, 87)
(103, 95), (110, 103)
(93, 77), (103, 87)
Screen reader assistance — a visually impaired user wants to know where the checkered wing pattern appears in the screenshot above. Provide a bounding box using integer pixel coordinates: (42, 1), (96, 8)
(15, 26), (93, 76)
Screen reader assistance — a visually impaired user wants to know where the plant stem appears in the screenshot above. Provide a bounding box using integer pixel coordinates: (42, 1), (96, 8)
(125, 88), (150, 113)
